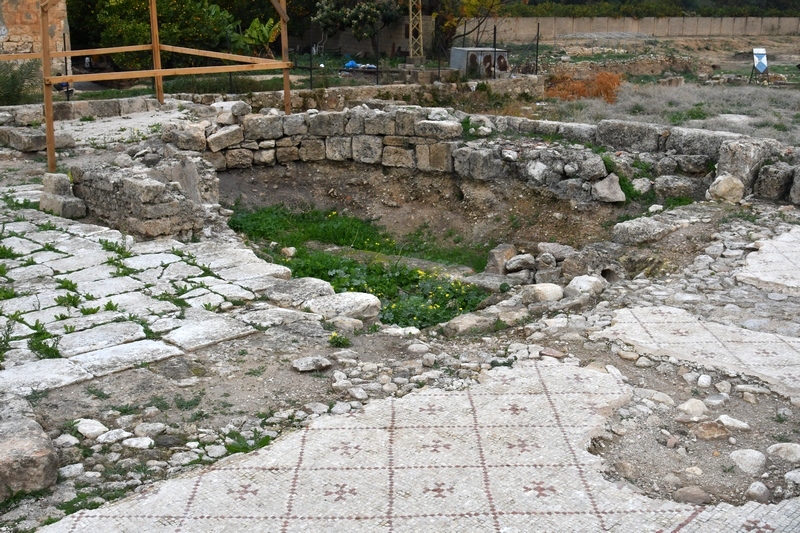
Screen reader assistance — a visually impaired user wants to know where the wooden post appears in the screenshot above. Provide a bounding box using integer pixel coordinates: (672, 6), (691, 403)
(40, 0), (56, 172)
(149, 0), (164, 103)
(280, 0), (291, 114)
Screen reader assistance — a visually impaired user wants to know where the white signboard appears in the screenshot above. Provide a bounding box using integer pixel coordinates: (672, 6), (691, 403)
(753, 48), (768, 73)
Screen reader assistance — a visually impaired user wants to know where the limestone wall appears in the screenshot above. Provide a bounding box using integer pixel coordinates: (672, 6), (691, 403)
(0, 0), (70, 74)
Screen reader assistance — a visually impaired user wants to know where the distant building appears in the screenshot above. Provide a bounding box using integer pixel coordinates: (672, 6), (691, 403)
(0, 0), (71, 74)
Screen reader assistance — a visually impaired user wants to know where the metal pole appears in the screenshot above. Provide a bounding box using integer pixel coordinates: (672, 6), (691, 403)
(227, 32), (233, 94)
(62, 33), (68, 77)
(535, 23), (540, 75)
(310, 44), (313, 89)
(492, 26), (496, 79)
(462, 20), (467, 47)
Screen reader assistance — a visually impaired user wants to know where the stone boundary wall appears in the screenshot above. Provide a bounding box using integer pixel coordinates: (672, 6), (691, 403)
(478, 17), (800, 43)
(0, 0), (70, 74)
(167, 102), (790, 208)
(0, 78), (543, 128)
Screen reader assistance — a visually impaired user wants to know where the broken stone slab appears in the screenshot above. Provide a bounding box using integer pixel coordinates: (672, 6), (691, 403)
(0, 415), (58, 502)
(305, 293), (381, 320)
(754, 162), (794, 200)
(162, 311), (255, 351)
(0, 359), (92, 395)
(504, 253), (536, 273)
(238, 307), (323, 328)
(717, 138), (782, 190)
(93, 292), (179, 318)
(706, 172), (745, 203)
(216, 261), (292, 283)
(76, 419), (109, 439)
(666, 126), (743, 157)
(592, 174), (626, 203)
(292, 357), (332, 372)
(70, 340), (183, 377)
(612, 216), (675, 245)
(464, 273), (523, 293)
(60, 322), (146, 358)
(520, 283), (563, 304)
(485, 244), (517, 274)
(596, 120), (666, 153)
(564, 275), (606, 298)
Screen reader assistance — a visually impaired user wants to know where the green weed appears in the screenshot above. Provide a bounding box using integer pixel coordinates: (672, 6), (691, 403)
(85, 385), (110, 399)
(56, 278), (78, 291)
(327, 332), (352, 348)
(224, 429), (272, 454)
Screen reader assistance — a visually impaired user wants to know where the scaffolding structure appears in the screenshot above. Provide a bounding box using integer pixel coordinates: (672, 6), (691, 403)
(409, 0), (424, 58)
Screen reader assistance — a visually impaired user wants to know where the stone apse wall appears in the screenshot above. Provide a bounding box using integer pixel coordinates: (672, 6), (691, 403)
(0, 0), (70, 73)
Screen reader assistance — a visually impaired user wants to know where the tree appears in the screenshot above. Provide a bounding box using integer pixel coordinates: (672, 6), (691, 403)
(238, 18), (282, 58)
(431, 0), (507, 56)
(96, 0), (237, 71)
(313, 0), (402, 61)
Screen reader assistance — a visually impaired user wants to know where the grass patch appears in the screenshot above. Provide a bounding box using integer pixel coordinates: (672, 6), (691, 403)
(57, 487), (128, 515)
(664, 196), (694, 209)
(230, 206), (491, 329)
(175, 392), (203, 411)
(0, 245), (20, 259)
(28, 322), (60, 359)
(85, 385), (110, 399)
(224, 429), (272, 454)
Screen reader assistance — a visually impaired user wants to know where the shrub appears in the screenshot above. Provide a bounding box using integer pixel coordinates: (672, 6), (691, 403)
(545, 72), (621, 104)
(0, 60), (42, 106)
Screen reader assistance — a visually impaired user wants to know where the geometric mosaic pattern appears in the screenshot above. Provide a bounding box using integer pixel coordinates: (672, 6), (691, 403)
(593, 305), (800, 398)
(42, 359), (800, 532)
(736, 227), (800, 296)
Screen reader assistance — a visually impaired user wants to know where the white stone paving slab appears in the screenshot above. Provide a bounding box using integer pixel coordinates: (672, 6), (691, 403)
(592, 306), (800, 397)
(92, 292), (179, 318)
(208, 283), (255, 301)
(54, 264), (115, 283)
(22, 306), (74, 326)
(129, 239), (184, 254)
(76, 277), (145, 299)
(737, 227), (800, 296)
(162, 310), (255, 351)
(71, 340), (184, 377)
(44, 311), (125, 335)
(0, 358), (92, 394)
(122, 253), (182, 271)
(44, 251), (114, 274)
(25, 230), (72, 245)
(60, 322), (146, 358)
(188, 248), (262, 271)
(7, 264), (54, 281)
(160, 261), (203, 280)
(216, 261), (292, 282)
(51, 236), (105, 255)
(0, 236), (42, 255)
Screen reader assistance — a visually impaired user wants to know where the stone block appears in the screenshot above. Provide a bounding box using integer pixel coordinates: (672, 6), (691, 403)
(596, 119), (667, 153)
(243, 114), (283, 140)
(202, 151), (227, 171)
(305, 292), (381, 320)
(383, 136), (408, 147)
(0, 415), (58, 502)
(326, 137), (352, 161)
(718, 138), (783, 190)
(172, 125), (207, 152)
(276, 146), (299, 162)
(308, 112), (346, 136)
(707, 172), (745, 203)
(118, 97), (148, 115)
(299, 139), (326, 161)
(122, 177), (165, 203)
(55, 132), (76, 149)
(455, 148), (502, 181)
(395, 108), (421, 136)
(276, 136), (299, 147)
(485, 244), (517, 274)
(382, 146), (415, 168)
(283, 114), (308, 136)
(211, 100), (251, 117)
(87, 99), (121, 118)
(253, 149), (276, 166)
(667, 127), (743, 157)
(13, 105), (43, 126)
(654, 175), (707, 200)
(207, 125), (244, 153)
(225, 148), (254, 168)
(558, 123), (597, 144)
(7, 129), (45, 152)
(753, 162), (793, 200)
(52, 102), (73, 121)
(38, 193), (86, 219)
(43, 173), (71, 195)
(417, 143), (454, 173)
(365, 112), (396, 135)
(414, 120), (462, 139)
(352, 136), (383, 164)
(345, 109), (366, 134)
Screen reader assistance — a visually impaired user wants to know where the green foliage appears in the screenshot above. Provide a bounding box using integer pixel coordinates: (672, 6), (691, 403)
(80, 115), (96, 122)
(225, 429), (272, 453)
(99, 239), (132, 258)
(147, 396), (170, 411)
(313, 0), (400, 60)
(57, 487), (128, 515)
(55, 293), (81, 308)
(175, 392), (203, 410)
(28, 323), (61, 359)
(664, 196), (694, 209)
(104, 301), (120, 312)
(56, 278), (79, 292)
(80, 306), (101, 316)
(85, 385), (111, 399)
(0, 60), (42, 106)
(96, 0), (237, 71)
(327, 332), (352, 348)
(0, 245), (19, 259)
(236, 18), (281, 58)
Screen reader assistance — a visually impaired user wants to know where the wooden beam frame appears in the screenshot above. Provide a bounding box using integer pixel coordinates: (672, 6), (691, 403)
(3, 0), (294, 172)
